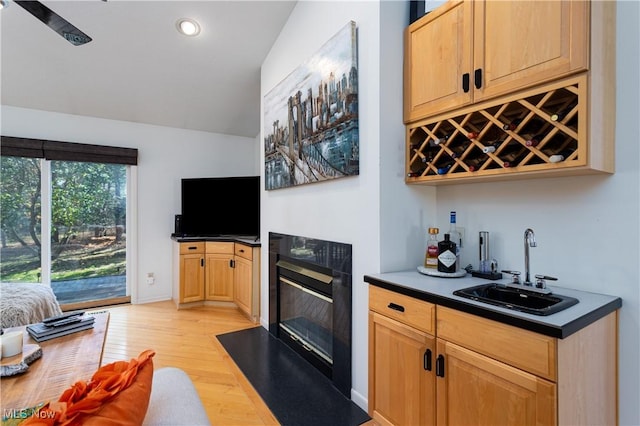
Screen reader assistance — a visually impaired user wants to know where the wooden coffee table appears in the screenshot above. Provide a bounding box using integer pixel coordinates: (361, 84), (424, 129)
(0, 311), (110, 410)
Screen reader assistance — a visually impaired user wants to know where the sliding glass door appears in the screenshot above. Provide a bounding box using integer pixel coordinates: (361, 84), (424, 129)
(1, 156), (129, 307)
(0, 156), (43, 283)
(49, 161), (127, 305)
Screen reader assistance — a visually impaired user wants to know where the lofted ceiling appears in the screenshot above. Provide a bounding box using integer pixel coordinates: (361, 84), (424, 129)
(0, 0), (297, 138)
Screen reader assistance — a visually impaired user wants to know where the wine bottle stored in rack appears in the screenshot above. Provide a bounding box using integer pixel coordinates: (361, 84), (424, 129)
(405, 78), (585, 181)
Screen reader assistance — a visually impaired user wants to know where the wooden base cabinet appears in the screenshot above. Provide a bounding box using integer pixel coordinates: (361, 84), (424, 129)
(204, 242), (234, 301)
(173, 241), (260, 323)
(435, 339), (556, 426)
(177, 242), (205, 303)
(233, 243), (260, 323)
(368, 286), (618, 426)
(368, 286), (436, 426)
(369, 311), (436, 426)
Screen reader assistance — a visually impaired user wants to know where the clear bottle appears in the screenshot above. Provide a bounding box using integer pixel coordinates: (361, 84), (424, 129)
(437, 234), (457, 273)
(425, 227), (439, 268)
(448, 211), (461, 271)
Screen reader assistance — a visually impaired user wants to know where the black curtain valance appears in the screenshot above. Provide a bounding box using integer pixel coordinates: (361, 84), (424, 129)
(1, 136), (138, 165)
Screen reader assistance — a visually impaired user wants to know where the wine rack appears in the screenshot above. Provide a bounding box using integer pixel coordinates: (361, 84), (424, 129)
(406, 75), (598, 184)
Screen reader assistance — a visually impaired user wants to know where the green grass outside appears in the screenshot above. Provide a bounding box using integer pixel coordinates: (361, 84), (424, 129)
(0, 237), (125, 283)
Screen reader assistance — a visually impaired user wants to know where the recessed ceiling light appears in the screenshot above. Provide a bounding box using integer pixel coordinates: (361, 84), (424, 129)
(176, 18), (200, 37)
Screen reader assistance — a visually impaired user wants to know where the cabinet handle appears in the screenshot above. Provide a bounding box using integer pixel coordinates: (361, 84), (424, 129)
(201, 258), (204, 267)
(387, 302), (405, 313)
(239, 249), (245, 253)
(424, 349), (432, 371)
(188, 246), (198, 250)
(462, 73), (470, 93)
(229, 259), (235, 268)
(474, 68), (483, 89)
(435, 354), (445, 377)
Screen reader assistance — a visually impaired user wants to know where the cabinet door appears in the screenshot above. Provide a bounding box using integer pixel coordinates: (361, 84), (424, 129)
(474, 0), (588, 102)
(369, 311), (436, 426)
(179, 254), (204, 303)
(233, 256), (253, 316)
(205, 253), (234, 301)
(436, 339), (556, 426)
(404, 0), (473, 123)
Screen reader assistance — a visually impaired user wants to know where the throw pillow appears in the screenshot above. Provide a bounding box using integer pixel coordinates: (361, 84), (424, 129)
(22, 349), (155, 426)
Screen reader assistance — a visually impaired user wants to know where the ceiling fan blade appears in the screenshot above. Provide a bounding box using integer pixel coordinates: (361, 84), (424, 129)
(14, 0), (92, 46)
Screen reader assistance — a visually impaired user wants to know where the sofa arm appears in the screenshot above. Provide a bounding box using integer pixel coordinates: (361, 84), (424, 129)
(143, 367), (210, 425)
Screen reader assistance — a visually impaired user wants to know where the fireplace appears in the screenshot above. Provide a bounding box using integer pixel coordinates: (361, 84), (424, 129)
(269, 232), (352, 397)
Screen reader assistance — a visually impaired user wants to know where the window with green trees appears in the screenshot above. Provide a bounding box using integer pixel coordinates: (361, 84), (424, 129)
(1, 136), (136, 306)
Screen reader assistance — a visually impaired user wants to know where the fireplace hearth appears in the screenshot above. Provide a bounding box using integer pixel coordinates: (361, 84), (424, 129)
(269, 232), (352, 397)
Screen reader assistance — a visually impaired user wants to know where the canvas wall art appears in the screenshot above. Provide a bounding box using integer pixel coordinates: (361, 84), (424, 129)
(264, 21), (359, 190)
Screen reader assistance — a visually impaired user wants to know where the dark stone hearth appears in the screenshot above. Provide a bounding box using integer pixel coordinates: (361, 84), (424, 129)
(217, 327), (369, 426)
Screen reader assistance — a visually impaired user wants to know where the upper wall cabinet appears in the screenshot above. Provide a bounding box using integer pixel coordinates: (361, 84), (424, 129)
(403, 0), (615, 184)
(404, 0), (589, 124)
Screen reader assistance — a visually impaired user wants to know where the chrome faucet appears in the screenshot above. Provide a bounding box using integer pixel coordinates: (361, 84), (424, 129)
(524, 228), (537, 285)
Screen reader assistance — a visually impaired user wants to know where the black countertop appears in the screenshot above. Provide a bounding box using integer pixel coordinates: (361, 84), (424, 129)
(171, 234), (261, 247)
(365, 270), (622, 339)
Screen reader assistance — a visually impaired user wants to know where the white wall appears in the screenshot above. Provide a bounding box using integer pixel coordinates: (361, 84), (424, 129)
(0, 106), (259, 304)
(260, 0), (432, 410)
(260, 1), (381, 409)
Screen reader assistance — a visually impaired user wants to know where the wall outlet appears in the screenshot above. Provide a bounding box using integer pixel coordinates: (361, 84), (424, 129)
(146, 272), (155, 285)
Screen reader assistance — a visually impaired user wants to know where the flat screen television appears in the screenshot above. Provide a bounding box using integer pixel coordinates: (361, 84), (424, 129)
(180, 176), (260, 237)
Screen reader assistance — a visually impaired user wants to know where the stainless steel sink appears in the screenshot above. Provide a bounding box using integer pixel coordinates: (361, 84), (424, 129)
(453, 283), (579, 316)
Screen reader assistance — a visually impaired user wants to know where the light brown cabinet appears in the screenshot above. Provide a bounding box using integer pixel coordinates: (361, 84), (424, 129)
(404, 0), (615, 184)
(173, 241), (260, 322)
(177, 242), (205, 303)
(233, 243), (260, 322)
(368, 286), (436, 426)
(368, 285), (618, 426)
(404, 0), (589, 123)
(204, 242), (234, 301)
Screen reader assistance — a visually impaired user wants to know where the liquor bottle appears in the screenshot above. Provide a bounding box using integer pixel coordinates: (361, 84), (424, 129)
(407, 162), (426, 178)
(499, 141), (527, 168)
(450, 138), (470, 159)
(503, 149), (529, 168)
(548, 149), (574, 163)
(482, 138), (504, 154)
(413, 149), (429, 163)
(525, 133), (546, 147)
(407, 169), (426, 178)
(502, 118), (522, 131)
(436, 155), (455, 175)
(467, 131), (479, 139)
(550, 103), (577, 122)
(432, 134), (450, 146)
(437, 164), (452, 175)
(424, 227), (439, 269)
(466, 155), (488, 172)
(448, 211), (462, 270)
(437, 234), (457, 273)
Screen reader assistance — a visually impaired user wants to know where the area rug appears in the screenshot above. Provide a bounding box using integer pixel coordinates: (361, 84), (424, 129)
(217, 327), (370, 426)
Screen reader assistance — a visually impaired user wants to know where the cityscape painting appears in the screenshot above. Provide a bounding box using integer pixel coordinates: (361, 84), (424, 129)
(264, 21), (359, 190)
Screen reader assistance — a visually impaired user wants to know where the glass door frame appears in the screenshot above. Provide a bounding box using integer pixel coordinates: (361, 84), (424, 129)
(39, 159), (137, 306)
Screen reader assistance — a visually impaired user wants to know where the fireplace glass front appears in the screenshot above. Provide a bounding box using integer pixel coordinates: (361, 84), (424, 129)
(279, 275), (333, 365)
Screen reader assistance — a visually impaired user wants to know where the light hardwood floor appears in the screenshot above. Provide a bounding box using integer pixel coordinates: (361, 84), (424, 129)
(100, 301), (279, 426)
